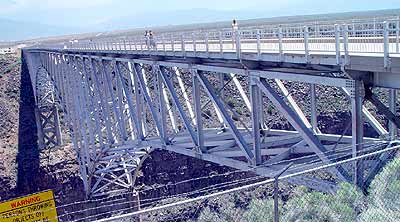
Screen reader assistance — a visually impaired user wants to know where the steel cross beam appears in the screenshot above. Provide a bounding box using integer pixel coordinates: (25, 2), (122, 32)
(256, 78), (351, 182)
(158, 66), (199, 147)
(196, 71), (255, 164)
(132, 63), (164, 142)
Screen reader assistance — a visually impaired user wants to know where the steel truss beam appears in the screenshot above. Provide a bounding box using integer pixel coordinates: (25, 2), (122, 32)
(256, 78), (351, 182)
(196, 70), (255, 164)
(24, 50), (396, 197)
(35, 56), (62, 149)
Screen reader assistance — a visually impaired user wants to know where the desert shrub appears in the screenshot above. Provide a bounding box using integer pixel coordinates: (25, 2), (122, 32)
(360, 158), (400, 222)
(243, 199), (275, 222)
(281, 184), (362, 222)
(196, 195), (244, 222)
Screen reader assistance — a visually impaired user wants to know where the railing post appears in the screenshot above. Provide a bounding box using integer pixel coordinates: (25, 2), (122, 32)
(162, 35), (166, 55)
(140, 37), (143, 53)
(205, 32), (209, 56)
(171, 34), (175, 55)
(181, 34), (186, 57)
(304, 26), (310, 63)
(219, 31), (223, 56)
(147, 36), (151, 54)
(343, 24), (349, 65)
(396, 16), (400, 54)
(123, 39), (127, 51)
(191, 32), (196, 56)
(278, 26), (283, 62)
(335, 24), (341, 65)
(383, 21), (390, 69)
(256, 29), (261, 59)
(235, 29), (241, 59)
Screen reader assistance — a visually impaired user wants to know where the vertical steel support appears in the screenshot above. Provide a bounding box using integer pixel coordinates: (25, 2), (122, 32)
(65, 56), (90, 195)
(133, 63), (163, 138)
(304, 26), (310, 63)
(128, 62), (144, 140)
(310, 84), (318, 133)
(101, 60), (127, 142)
(70, 57), (92, 177)
(115, 61), (141, 139)
(82, 57), (105, 148)
(192, 70), (205, 153)
(250, 77), (261, 164)
(63, 56), (90, 195)
(335, 24), (341, 65)
(156, 67), (168, 144)
(351, 80), (364, 187)
(389, 89), (398, 139)
(90, 58), (115, 144)
(383, 21), (390, 69)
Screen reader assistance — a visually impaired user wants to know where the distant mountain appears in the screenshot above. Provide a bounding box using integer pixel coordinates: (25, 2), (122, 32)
(0, 18), (82, 41)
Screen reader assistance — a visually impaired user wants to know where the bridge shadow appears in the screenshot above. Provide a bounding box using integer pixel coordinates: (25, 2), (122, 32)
(15, 55), (40, 195)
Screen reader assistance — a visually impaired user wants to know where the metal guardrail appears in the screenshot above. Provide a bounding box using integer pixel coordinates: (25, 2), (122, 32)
(32, 17), (400, 68)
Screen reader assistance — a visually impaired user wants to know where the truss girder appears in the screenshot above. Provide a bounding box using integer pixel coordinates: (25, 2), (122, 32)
(24, 50), (398, 196)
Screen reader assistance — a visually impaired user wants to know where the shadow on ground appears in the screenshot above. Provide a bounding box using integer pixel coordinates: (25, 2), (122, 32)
(16, 55), (40, 195)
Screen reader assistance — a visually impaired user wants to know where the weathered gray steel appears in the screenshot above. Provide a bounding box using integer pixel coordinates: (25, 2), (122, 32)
(22, 15), (400, 196)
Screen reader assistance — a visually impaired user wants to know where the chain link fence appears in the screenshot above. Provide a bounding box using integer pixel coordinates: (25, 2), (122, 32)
(1, 143), (399, 222)
(98, 143), (400, 222)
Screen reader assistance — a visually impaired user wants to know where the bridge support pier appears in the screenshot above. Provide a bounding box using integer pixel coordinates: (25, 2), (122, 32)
(35, 105), (62, 149)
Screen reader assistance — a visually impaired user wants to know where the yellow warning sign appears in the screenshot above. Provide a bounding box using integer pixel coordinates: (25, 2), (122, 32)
(0, 190), (58, 222)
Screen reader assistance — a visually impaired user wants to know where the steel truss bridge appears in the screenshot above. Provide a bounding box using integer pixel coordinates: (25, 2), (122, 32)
(23, 15), (400, 197)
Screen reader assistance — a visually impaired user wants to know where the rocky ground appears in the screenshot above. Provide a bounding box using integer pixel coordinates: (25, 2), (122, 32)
(0, 54), (22, 200)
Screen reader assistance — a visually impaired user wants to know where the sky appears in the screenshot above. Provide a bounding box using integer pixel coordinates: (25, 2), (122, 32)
(0, 0), (399, 41)
(0, 0), (398, 27)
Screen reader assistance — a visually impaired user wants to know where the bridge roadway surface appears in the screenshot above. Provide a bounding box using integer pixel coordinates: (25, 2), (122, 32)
(24, 15), (400, 197)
